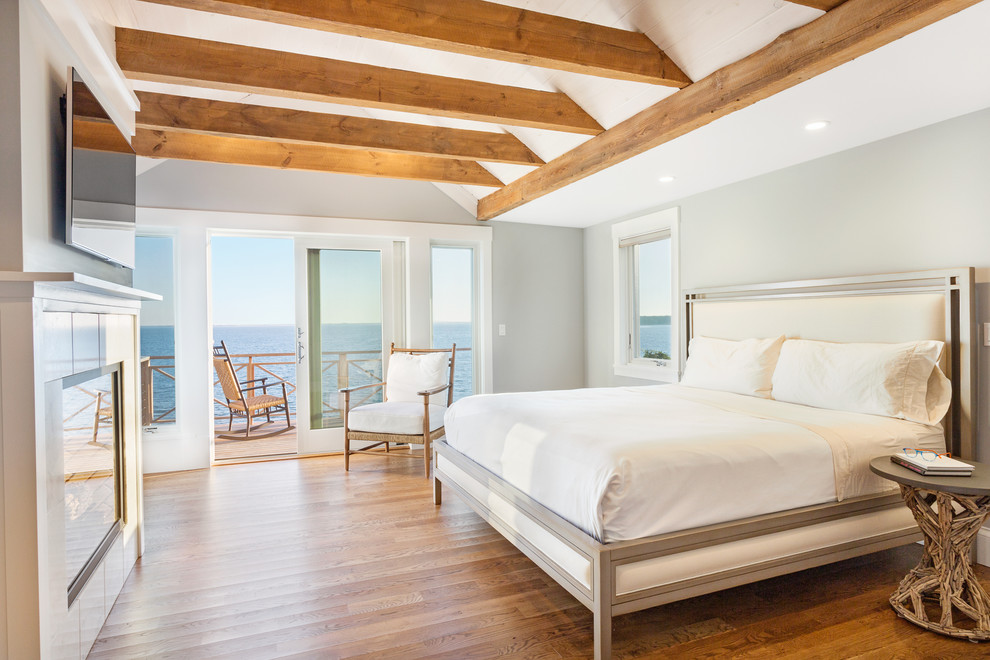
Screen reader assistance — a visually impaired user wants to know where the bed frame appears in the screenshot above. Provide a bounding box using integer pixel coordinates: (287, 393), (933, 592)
(433, 269), (976, 659)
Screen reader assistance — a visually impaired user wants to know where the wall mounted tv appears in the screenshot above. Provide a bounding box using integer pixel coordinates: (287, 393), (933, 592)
(65, 67), (136, 269)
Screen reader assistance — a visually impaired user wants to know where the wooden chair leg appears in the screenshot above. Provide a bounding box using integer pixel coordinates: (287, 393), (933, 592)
(423, 436), (431, 478)
(92, 395), (101, 444)
(245, 410), (252, 439)
(344, 433), (350, 471)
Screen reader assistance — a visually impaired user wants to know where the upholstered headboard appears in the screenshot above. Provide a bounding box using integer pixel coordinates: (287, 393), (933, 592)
(682, 269), (976, 459)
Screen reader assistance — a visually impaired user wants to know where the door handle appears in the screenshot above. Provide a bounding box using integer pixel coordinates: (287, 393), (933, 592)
(297, 341), (306, 363)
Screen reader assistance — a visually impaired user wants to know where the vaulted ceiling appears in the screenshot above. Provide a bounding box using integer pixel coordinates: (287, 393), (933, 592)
(91, 0), (985, 223)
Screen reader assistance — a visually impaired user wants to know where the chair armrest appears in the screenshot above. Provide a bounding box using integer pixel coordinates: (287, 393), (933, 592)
(417, 384), (450, 397)
(242, 377), (268, 384)
(241, 383), (273, 393)
(339, 382), (385, 394)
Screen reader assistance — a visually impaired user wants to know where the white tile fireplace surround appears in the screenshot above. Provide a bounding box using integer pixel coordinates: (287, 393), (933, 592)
(0, 272), (156, 658)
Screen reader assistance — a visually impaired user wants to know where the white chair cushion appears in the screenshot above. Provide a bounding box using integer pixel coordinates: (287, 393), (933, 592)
(385, 352), (449, 405)
(348, 402), (446, 435)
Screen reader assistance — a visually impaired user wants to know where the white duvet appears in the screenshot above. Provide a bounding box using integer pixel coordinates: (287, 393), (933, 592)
(443, 384), (945, 542)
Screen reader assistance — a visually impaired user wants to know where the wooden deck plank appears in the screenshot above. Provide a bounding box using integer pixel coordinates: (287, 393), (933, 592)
(211, 423), (299, 461)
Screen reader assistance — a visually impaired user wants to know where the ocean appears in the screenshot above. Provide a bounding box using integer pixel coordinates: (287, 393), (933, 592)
(142, 321), (671, 425)
(639, 324), (673, 358)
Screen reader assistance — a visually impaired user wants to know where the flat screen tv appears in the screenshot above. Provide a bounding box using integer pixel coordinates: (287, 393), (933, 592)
(65, 67), (136, 269)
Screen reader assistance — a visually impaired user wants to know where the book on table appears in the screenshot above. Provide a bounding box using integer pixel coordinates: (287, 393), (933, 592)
(890, 453), (974, 477)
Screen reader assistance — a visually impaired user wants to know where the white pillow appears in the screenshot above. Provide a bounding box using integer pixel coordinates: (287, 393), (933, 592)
(385, 352), (449, 405)
(680, 335), (785, 398)
(771, 339), (950, 425)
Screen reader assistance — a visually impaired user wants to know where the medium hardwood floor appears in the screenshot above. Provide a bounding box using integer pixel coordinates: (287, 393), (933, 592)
(91, 454), (990, 659)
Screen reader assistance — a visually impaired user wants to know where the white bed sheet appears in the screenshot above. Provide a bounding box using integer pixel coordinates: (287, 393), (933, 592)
(443, 384), (945, 543)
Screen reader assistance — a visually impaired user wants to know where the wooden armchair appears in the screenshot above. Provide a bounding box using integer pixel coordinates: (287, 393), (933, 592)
(90, 389), (114, 447)
(341, 343), (455, 478)
(212, 340), (293, 439)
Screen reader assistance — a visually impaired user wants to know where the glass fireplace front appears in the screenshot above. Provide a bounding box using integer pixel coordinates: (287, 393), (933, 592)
(61, 364), (123, 605)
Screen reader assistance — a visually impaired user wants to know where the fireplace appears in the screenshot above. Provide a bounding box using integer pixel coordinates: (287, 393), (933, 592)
(0, 274), (153, 657)
(61, 363), (125, 605)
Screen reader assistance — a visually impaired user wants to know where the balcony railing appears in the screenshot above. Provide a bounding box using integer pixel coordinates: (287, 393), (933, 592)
(142, 347), (471, 432)
(142, 350), (386, 428)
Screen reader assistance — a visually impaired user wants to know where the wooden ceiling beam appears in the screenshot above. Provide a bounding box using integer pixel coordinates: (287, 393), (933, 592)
(478, 0), (979, 221)
(788, 1), (847, 11)
(72, 118), (134, 155)
(140, 0), (691, 87)
(135, 92), (544, 165)
(131, 128), (505, 187)
(116, 28), (603, 135)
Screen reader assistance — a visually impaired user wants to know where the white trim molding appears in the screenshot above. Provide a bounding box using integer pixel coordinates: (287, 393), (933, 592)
(33, 0), (138, 136)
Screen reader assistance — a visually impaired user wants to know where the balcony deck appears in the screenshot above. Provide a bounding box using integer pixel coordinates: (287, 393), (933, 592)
(144, 349), (386, 461)
(64, 427), (114, 478)
(213, 419), (300, 461)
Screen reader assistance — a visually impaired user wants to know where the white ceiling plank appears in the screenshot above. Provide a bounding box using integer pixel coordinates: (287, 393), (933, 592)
(683, 4), (826, 81)
(431, 182), (480, 216)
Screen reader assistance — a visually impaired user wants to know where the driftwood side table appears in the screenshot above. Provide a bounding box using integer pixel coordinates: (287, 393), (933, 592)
(870, 456), (990, 641)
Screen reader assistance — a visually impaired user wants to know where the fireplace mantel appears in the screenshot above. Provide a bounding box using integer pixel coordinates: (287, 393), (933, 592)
(0, 271), (159, 301)
(0, 272), (158, 658)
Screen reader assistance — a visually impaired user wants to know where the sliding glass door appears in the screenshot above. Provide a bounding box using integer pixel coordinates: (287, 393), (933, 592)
(294, 238), (396, 454)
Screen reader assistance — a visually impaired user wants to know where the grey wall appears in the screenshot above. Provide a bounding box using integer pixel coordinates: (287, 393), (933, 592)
(585, 106), (990, 458)
(4, 1), (131, 285)
(492, 221), (585, 392)
(137, 160), (477, 224)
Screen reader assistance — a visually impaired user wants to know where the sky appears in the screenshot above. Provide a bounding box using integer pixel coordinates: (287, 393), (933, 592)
(638, 238), (672, 316)
(136, 235), (473, 326)
(432, 246), (472, 323)
(211, 237), (295, 325)
(318, 248), (382, 324)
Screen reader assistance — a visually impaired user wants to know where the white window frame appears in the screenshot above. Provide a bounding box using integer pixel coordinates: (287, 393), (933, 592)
(612, 207), (679, 382)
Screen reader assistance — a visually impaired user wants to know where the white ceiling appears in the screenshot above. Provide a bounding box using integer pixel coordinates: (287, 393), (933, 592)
(94, 1), (990, 227)
(495, 0), (990, 227)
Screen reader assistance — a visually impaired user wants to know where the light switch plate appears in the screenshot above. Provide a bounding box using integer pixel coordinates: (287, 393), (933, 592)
(498, 324), (506, 336)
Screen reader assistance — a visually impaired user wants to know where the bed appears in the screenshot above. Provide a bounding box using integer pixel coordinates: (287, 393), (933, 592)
(432, 269), (976, 659)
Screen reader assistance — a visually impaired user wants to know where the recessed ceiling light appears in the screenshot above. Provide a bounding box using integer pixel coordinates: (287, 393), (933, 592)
(658, 175), (676, 183)
(804, 120), (830, 131)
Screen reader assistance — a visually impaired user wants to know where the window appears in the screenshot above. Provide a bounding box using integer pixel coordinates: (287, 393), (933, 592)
(431, 245), (475, 402)
(134, 235), (177, 426)
(612, 208), (679, 381)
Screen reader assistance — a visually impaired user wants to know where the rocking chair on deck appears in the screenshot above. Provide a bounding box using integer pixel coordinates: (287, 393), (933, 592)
(213, 341), (294, 440)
